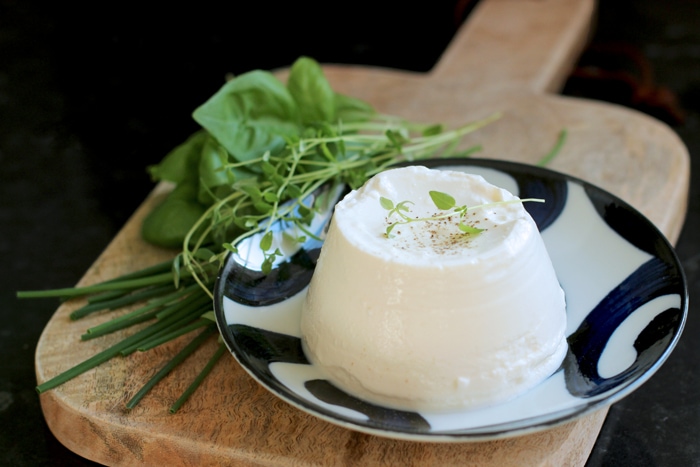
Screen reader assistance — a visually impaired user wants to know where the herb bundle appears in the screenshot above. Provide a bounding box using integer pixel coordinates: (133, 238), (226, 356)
(18, 57), (499, 412)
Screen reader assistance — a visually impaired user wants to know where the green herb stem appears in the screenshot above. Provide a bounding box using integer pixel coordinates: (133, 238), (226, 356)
(154, 291), (211, 321)
(125, 325), (218, 410)
(537, 129), (568, 166)
(70, 283), (177, 320)
(87, 289), (130, 304)
(100, 259), (175, 284)
(136, 318), (212, 352)
(36, 313), (193, 394)
(80, 308), (162, 341)
(169, 342), (227, 413)
(119, 299), (211, 355)
(17, 271), (181, 300)
(80, 283), (202, 339)
(36, 289), (213, 393)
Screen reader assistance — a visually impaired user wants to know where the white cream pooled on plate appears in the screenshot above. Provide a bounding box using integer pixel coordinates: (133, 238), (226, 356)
(300, 166), (567, 412)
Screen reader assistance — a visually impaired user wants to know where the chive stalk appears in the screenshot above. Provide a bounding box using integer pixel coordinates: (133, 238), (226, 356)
(36, 313), (196, 393)
(121, 306), (210, 355)
(137, 318), (212, 352)
(80, 308), (163, 340)
(125, 325), (217, 409)
(81, 283), (203, 339)
(17, 271), (179, 299)
(70, 283), (177, 320)
(87, 289), (130, 304)
(169, 343), (227, 413)
(118, 298), (211, 356)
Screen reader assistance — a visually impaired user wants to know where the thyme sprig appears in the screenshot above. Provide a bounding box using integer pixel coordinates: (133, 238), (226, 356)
(381, 191), (545, 238)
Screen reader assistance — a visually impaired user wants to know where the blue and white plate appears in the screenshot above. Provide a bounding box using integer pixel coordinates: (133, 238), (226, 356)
(213, 159), (688, 442)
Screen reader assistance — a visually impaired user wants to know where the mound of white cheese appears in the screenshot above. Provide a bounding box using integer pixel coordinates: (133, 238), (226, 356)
(300, 166), (567, 412)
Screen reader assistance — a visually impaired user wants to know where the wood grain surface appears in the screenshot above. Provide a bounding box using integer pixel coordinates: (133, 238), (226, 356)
(35, 0), (690, 465)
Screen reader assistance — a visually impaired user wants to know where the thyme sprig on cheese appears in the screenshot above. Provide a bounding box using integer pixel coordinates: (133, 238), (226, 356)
(381, 191), (544, 238)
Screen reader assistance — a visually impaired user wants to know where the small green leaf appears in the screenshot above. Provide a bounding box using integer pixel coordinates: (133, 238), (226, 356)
(395, 200), (413, 212)
(385, 129), (408, 150)
(298, 204), (312, 217)
(259, 231), (273, 251)
(193, 248), (216, 261)
(261, 258), (273, 275)
(285, 184), (303, 199)
(253, 201), (273, 213)
(429, 191), (456, 210)
(238, 183), (263, 201)
(243, 218), (258, 228)
(261, 161), (276, 175)
(421, 124), (443, 137)
(380, 197), (394, 210)
(458, 223), (484, 235)
(262, 191), (279, 203)
(271, 174), (285, 186)
(282, 232), (306, 245)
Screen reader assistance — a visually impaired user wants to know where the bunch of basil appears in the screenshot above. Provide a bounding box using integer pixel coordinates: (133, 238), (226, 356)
(142, 56), (374, 248)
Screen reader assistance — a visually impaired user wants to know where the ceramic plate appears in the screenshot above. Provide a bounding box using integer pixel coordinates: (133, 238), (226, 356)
(213, 159), (688, 442)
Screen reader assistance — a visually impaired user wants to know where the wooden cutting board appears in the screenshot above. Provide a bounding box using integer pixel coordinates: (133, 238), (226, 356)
(35, 0), (690, 465)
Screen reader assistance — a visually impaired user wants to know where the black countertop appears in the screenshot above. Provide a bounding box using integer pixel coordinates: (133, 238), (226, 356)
(2, 1), (698, 465)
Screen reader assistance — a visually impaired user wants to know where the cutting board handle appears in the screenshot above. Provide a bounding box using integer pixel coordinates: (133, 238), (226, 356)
(431, 0), (595, 93)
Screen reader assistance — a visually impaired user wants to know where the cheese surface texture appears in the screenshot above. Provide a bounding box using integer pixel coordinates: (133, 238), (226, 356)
(300, 166), (567, 411)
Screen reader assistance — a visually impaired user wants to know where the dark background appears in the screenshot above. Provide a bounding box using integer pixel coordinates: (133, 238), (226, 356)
(2, 1), (698, 465)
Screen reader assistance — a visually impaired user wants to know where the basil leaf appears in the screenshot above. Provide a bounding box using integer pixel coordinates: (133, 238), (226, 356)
(197, 135), (233, 204)
(141, 182), (208, 248)
(334, 92), (375, 123)
(287, 56), (336, 125)
(192, 70), (301, 162)
(147, 130), (207, 184)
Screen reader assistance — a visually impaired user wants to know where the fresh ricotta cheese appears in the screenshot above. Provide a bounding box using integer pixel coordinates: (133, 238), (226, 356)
(300, 166), (567, 412)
